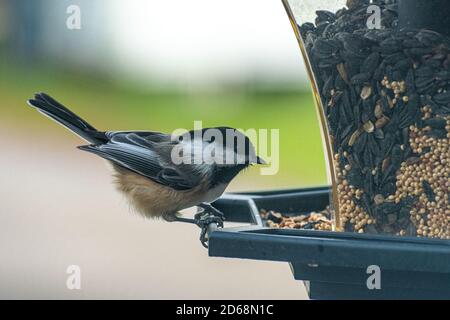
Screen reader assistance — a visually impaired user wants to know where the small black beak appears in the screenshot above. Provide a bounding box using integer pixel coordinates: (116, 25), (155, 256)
(256, 156), (267, 165)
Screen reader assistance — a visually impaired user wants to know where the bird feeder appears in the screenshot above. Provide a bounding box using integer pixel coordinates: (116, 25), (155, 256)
(207, 0), (450, 299)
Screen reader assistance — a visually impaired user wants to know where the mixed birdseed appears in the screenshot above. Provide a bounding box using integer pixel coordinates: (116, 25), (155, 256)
(260, 208), (333, 231)
(299, 0), (450, 239)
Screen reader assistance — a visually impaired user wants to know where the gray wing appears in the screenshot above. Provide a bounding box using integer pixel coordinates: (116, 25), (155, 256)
(78, 131), (202, 190)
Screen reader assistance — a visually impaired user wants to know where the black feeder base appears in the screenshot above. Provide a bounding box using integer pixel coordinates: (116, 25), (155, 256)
(209, 187), (450, 300)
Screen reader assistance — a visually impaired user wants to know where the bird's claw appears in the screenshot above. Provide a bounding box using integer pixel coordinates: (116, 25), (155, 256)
(197, 203), (225, 221)
(195, 205), (225, 248)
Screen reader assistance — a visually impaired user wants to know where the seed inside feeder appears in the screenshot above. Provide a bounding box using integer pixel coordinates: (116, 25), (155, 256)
(261, 208), (333, 231)
(298, 0), (450, 239)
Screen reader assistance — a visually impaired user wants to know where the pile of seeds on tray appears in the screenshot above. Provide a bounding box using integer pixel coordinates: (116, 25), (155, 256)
(260, 208), (333, 231)
(299, 0), (450, 239)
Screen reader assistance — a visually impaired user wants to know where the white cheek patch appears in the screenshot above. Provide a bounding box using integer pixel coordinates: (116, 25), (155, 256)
(170, 138), (246, 167)
(201, 183), (228, 203)
(224, 147), (246, 165)
(203, 143), (229, 165)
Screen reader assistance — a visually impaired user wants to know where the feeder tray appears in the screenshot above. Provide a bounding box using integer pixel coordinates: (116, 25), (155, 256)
(209, 187), (450, 300)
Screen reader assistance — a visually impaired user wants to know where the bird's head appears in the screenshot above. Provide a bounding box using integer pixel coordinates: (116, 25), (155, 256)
(198, 127), (266, 184)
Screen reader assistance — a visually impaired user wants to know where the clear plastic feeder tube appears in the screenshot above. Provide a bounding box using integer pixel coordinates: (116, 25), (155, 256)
(282, 0), (450, 239)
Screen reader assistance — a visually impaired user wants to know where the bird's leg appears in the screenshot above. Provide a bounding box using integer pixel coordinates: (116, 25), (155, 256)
(194, 203), (225, 248)
(162, 212), (196, 224)
(165, 206), (224, 248)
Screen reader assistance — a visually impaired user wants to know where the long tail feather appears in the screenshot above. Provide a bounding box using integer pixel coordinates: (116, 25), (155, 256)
(27, 92), (106, 144)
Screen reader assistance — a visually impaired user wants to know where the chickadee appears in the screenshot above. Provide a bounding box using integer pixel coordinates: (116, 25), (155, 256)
(27, 93), (265, 246)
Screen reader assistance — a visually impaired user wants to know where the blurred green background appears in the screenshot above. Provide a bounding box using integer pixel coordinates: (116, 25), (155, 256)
(0, 0), (327, 190)
(0, 0), (326, 299)
(1, 60), (325, 188)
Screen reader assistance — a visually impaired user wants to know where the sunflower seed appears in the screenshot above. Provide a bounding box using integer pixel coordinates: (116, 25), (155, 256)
(360, 86), (372, 100)
(336, 63), (349, 83)
(363, 121), (375, 133)
(374, 103), (383, 118)
(348, 128), (363, 146)
(375, 116), (390, 128)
